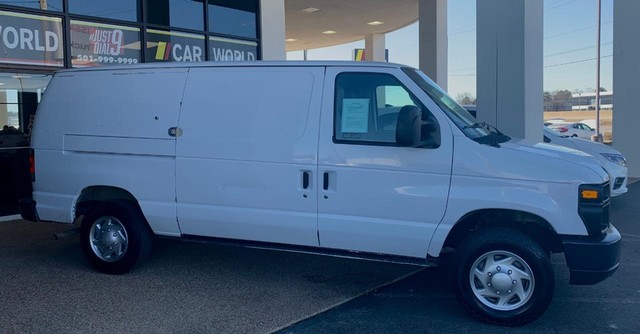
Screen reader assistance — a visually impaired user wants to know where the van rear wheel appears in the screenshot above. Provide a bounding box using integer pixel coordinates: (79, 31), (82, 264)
(80, 202), (153, 275)
(451, 228), (554, 326)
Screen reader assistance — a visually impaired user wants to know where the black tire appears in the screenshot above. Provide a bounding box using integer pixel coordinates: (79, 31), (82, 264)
(451, 228), (554, 326)
(571, 134), (578, 138)
(80, 201), (153, 275)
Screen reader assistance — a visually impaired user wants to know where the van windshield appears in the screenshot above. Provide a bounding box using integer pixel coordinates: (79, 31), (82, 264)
(402, 67), (507, 143)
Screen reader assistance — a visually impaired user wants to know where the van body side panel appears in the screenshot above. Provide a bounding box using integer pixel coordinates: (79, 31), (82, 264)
(317, 67), (455, 258)
(32, 69), (189, 148)
(176, 67), (323, 246)
(426, 136), (595, 257)
(34, 150), (178, 235)
(31, 69), (188, 235)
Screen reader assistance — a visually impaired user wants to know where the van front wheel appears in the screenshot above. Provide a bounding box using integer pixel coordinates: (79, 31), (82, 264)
(80, 202), (152, 275)
(452, 228), (554, 326)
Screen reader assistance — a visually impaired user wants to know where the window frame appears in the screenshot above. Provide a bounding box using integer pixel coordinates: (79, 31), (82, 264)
(207, 3), (257, 39)
(68, 0), (140, 22)
(144, 0), (205, 31)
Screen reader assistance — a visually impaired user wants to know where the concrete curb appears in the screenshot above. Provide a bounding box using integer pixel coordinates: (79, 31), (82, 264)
(0, 214), (21, 222)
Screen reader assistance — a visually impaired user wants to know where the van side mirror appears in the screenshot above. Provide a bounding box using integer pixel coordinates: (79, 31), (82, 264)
(395, 105), (440, 148)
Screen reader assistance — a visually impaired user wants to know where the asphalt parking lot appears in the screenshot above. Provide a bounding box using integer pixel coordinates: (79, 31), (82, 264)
(280, 182), (640, 333)
(1, 182), (638, 333)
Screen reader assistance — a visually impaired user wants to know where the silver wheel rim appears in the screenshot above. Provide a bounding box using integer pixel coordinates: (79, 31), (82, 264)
(469, 250), (535, 311)
(89, 216), (129, 262)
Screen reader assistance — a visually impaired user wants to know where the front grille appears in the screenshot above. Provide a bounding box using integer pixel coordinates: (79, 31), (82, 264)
(613, 177), (625, 190)
(578, 182), (610, 237)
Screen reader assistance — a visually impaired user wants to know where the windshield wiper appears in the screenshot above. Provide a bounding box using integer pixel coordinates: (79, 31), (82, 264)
(462, 122), (502, 134)
(462, 122), (486, 130)
(463, 122), (511, 147)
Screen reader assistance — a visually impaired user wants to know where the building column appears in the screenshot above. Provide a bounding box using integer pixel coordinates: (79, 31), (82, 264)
(613, 0), (640, 177)
(476, 0), (543, 141)
(0, 92), (8, 127)
(260, 0), (286, 60)
(419, 0), (447, 90)
(365, 33), (386, 62)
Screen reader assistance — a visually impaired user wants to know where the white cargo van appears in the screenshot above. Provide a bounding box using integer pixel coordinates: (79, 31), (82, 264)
(21, 62), (620, 326)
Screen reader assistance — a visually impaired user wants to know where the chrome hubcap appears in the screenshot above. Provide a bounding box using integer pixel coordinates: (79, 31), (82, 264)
(469, 250), (535, 311)
(89, 216), (128, 262)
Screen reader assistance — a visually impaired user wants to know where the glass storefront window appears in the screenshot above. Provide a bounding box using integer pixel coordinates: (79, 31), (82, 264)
(0, 0), (63, 11)
(146, 0), (204, 31)
(0, 72), (51, 142)
(208, 4), (256, 39)
(0, 72), (50, 215)
(68, 0), (138, 22)
(146, 29), (205, 63)
(209, 36), (257, 62)
(70, 20), (141, 67)
(0, 11), (64, 67)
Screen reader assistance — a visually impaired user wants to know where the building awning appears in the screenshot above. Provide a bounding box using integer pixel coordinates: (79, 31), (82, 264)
(284, 0), (418, 51)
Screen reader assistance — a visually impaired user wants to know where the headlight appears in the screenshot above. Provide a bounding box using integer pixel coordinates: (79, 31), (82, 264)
(600, 153), (627, 167)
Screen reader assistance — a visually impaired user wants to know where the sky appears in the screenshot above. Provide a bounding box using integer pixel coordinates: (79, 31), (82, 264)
(287, 0), (613, 99)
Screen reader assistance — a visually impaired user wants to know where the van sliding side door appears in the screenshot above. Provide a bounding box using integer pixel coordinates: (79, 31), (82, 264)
(175, 67), (324, 246)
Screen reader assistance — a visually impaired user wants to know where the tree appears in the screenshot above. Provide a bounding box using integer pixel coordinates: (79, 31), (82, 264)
(455, 92), (476, 106)
(550, 90), (572, 111)
(543, 91), (553, 111)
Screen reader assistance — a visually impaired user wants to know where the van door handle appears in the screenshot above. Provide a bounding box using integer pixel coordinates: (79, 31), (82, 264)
(302, 171), (310, 189)
(323, 172), (329, 191)
(168, 127), (183, 137)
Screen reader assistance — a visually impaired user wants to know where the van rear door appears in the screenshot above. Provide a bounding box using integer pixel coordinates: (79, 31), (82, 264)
(176, 66), (324, 246)
(31, 68), (188, 234)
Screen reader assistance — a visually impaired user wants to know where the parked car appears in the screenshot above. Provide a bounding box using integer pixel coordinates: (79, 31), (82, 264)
(580, 119), (597, 130)
(548, 122), (595, 139)
(544, 128), (627, 196)
(22, 62), (620, 326)
(544, 118), (566, 126)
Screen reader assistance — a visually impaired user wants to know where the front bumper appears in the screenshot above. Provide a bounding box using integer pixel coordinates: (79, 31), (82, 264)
(562, 225), (621, 285)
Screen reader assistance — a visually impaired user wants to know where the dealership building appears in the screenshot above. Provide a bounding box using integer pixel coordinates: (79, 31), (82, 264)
(1, 0), (639, 216)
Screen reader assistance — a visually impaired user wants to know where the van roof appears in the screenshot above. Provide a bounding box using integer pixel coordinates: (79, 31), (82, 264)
(59, 61), (410, 73)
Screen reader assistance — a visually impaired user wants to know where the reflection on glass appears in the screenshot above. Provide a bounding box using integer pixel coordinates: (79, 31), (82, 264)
(70, 20), (141, 67)
(68, 0), (138, 21)
(209, 5), (256, 38)
(146, 0), (204, 31)
(0, 73), (52, 141)
(208, 36), (257, 61)
(145, 29), (205, 63)
(0, 0), (63, 11)
(0, 11), (64, 67)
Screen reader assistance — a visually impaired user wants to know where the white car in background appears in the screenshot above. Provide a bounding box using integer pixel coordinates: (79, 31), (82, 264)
(548, 122), (595, 139)
(580, 119), (597, 130)
(544, 128), (628, 196)
(544, 118), (566, 126)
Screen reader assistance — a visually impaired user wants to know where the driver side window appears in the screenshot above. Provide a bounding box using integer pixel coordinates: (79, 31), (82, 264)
(334, 72), (433, 145)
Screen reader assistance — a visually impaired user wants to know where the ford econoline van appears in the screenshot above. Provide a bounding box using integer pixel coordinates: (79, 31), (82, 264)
(20, 62), (620, 326)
